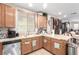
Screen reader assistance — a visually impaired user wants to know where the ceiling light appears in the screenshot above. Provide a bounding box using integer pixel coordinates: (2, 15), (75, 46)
(64, 15), (67, 17)
(28, 3), (32, 7)
(43, 3), (47, 9)
(58, 12), (62, 15)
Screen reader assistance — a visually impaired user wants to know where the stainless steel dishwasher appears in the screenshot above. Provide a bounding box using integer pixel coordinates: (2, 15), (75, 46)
(68, 38), (77, 55)
(2, 40), (21, 55)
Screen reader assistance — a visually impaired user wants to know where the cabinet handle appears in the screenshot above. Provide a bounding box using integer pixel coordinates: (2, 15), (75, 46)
(25, 42), (30, 44)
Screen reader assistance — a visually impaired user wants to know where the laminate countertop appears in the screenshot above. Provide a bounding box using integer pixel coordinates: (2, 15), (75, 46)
(0, 34), (71, 42)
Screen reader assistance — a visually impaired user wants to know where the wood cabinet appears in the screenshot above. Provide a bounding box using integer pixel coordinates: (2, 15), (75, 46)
(0, 4), (16, 27)
(37, 36), (43, 49)
(37, 15), (47, 28)
(43, 37), (51, 51)
(21, 39), (32, 55)
(50, 38), (67, 55)
(0, 43), (3, 55)
(0, 5), (2, 27)
(5, 5), (16, 27)
(32, 37), (40, 51)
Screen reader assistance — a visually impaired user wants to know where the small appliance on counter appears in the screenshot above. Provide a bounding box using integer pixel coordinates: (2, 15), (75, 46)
(7, 29), (16, 38)
(0, 30), (7, 39)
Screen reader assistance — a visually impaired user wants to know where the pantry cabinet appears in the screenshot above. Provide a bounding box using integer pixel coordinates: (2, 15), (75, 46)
(0, 43), (3, 55)
(0, 4), (16, 27)
(21, 39), (32, 55)
(50, 38), (67, 55)
(43, 37), (51, 51)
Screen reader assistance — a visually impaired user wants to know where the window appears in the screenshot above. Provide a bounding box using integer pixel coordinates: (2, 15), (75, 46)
(16, 9), (36, 36)
(74, 24), (78, 30)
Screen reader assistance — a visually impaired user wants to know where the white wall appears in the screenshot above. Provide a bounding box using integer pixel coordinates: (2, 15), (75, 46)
(62, 16), (79, 30)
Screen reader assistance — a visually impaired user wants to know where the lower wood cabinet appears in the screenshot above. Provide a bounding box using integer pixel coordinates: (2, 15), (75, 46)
(50, 38), (67, 55)
(21, 36), (67, 55)
(32, 37), (41, 51)
(37, 36), (43, 49)
(21, 39), (32, 55)
(0, 42), (3, 55)
(43, 37), (51, 51)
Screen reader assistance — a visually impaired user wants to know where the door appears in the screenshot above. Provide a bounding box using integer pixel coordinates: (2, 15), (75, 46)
(43, 37), (51, 51)
(21, 39), (32, 54)
(5, 5), (16, 27)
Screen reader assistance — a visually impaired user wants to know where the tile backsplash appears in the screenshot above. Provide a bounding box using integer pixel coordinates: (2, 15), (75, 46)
(0, 28), (15, 39)
(0, 28), (8, 39)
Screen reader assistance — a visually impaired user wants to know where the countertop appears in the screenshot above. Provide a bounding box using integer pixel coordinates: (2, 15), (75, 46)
(0, 34), (71, 42)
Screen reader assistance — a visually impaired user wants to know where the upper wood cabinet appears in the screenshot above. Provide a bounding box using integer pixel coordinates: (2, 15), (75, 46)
(37, 15), (47, 28)
(0, 4), (16, 28)
(0, 4), (2, 27)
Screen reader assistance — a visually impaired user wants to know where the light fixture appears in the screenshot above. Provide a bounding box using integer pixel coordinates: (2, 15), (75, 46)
(43, 3), (47, 9)
(28, 3), (32, 7)
(64, 15), (67, 17)
(58, 12), (62, 15)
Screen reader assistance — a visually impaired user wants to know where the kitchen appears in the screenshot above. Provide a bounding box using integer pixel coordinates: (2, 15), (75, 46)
(0, 3), (79, 55)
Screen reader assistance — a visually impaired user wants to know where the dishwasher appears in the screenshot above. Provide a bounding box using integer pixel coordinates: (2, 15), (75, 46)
(2, 40), (21, 55)
(68, 38), (77, 55)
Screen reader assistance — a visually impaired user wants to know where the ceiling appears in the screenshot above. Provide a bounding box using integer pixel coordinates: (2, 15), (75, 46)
(7, 3), (79, 21)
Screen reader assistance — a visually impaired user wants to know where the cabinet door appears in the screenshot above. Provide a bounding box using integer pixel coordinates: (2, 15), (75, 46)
(43, 16), (47, 28)
(43, 37), (51, 51)
(38, 36), (43, 49)
(37, 15), (47, 28)
(0, 4), (2, 27)
(32, 37), (40, 51)
(50, 39), (66, 55)
(0, 4), (5, 27)
(21, 39), (32, 55)
(0, 43), (3, 55)
(5, 5), (16, 27)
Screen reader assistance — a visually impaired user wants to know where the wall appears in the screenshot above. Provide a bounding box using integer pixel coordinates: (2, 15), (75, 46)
(62, 16), (79, 30)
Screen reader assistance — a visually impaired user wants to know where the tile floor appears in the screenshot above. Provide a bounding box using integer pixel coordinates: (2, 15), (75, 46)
(28, 49), (52, 55)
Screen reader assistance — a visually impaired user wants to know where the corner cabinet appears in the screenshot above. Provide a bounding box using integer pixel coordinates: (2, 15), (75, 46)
(50, 38), (67, 55)
(43, 37), (51, 51)
(0, 4), (16, 28)
(0, 43), (3, 55)
(21, 39), (32, 55)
